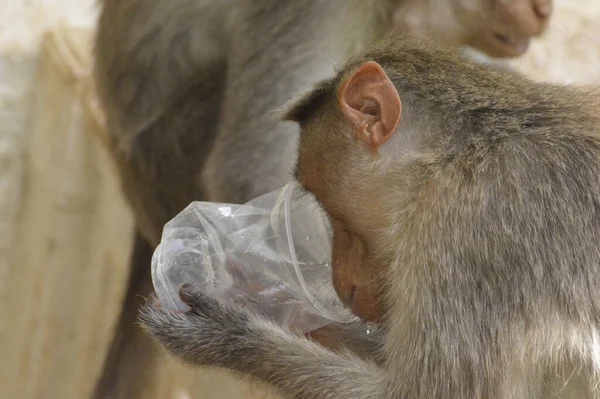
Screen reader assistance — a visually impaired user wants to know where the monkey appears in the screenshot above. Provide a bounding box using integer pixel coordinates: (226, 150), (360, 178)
(139, 37), (600, 398)
(92, 1), (551, 396)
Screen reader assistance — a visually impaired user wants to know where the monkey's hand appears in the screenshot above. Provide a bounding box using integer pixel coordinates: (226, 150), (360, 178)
(139, 285), (265, 368)
(139, 285), (387, 398)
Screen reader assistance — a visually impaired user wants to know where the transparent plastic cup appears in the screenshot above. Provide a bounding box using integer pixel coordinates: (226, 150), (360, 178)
(151, 181), (357, 332)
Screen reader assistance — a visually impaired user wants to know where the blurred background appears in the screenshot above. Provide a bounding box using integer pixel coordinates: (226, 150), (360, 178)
(1, 0), (600, 398)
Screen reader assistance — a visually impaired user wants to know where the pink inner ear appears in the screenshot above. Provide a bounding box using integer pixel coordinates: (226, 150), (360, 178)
(338, 61), (402, 150)
(340, 62), (386, 112)
(359, 101), (379, 116)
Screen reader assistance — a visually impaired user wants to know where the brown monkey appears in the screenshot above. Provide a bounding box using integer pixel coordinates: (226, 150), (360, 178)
(140, 37), (600, 398)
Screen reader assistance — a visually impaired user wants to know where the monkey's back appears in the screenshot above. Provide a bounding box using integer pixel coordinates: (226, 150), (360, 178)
(404, 85), (600, 337)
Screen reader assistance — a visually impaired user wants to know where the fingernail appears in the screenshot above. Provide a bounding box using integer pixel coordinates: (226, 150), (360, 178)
(148, 292), (161, 308)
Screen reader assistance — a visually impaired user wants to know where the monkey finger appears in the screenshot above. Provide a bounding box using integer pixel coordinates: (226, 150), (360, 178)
(146, 292), (162, 308)
(178, 284), (221, 314)
(176, 284), (251, 329)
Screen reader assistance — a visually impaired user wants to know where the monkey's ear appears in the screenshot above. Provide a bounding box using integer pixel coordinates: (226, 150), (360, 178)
(339, 61), (402, 151)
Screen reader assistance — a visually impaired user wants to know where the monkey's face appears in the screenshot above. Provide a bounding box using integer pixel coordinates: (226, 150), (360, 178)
(329, 218), (387, 322)
(293, 62), (405, 323)
(294, 110), (388, 323)
(392, 0), (552, 58)
(295, 138), (387, 323)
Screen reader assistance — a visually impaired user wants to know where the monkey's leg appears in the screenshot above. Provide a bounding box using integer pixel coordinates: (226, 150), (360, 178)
(92, 56), (228, 399)
(95, 0), (228, 244)
(94, 91), (226, 398)
(101, 74), (226, 245)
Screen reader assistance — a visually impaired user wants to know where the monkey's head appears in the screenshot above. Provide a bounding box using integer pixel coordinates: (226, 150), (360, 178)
(285, 39), (525, 323)
(285, 44), (428, 323)
(393, 0), (552, 58)
(286, 59), (404, 322)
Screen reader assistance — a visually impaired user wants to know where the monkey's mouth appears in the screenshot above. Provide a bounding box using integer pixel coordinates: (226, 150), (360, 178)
(491, 32), (530, 57)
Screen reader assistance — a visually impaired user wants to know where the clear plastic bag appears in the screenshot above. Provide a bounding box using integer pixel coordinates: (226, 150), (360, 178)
(151, 181), (357, 333)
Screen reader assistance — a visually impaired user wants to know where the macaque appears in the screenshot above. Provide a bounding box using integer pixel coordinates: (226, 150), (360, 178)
(140, 37), (600, 398)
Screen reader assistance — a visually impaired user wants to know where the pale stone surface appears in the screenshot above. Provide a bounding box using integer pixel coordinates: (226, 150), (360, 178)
(0, 0), (98, 331)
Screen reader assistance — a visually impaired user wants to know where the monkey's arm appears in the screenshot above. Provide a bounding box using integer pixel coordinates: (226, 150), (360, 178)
(140, 288), (392, 399)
